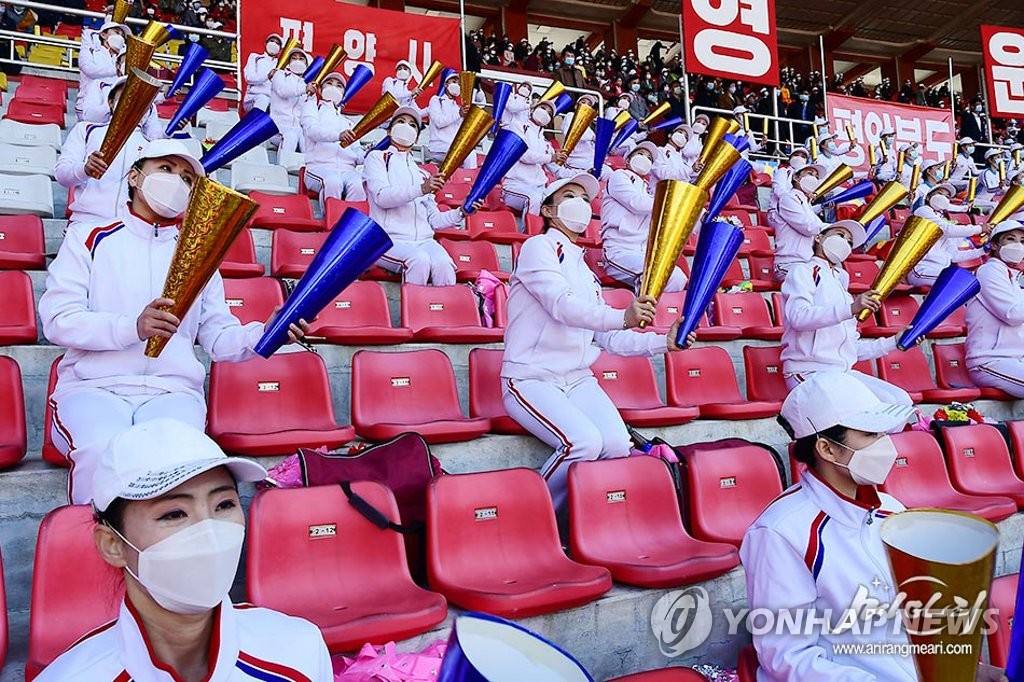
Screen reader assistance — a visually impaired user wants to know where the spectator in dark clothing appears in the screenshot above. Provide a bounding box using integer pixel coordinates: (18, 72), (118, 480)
(786, 90), (815, 145)
(554, 48), (586, 89)
(960, 100), (991, 163)
(694, 78), (718, 111)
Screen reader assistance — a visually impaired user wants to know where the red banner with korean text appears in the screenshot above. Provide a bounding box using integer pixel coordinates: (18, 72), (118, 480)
(681, 0), (779, 87)
(239, 0), (462, 113)
(981, 24), (1024, 119)
(825, 94), (955, 173)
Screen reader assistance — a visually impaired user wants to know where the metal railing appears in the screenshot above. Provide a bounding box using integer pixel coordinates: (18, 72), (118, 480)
(691, 105), (812, 162)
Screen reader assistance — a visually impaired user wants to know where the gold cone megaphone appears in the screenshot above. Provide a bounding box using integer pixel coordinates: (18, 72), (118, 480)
(897, 150), (906, 175)
(146, 177), (259, 358)
(313, 44), (347, 88)
(810, 164), (853, 202)
(139, 20), (174, 47)
(125, 34), (158, 73)
(694, 139), (741, 194)
(881, 509), (998, 682)
(613, 109), (632, 132)
(459, 71), (476, 107)
(112, 0), (132, 24)
(539, 80), (565, 103)
(909, 163), (923, 196)
(809, 136), (819, 161)
(341, 93), (399, 148)
(275, 36), (300, 71)
(557, 103), (598, 166)
(698, 117), (740, 165)
(641, 101), (671, 127)
(942, 160), (951, 182)
(868, 145), (877, 167)
(95, 68), (162, 176)
(418, 60), (445, 93)
(639, 180), (708, 317)
(968, 176), (978, 203)
(845, 124), (856, 143)
(858, 181), (909, 226)
(1000, 160), (1007, 186)
(858, 215), (943, 320)
(437, 105), (494, 181)
(989, 185), (1024, 225)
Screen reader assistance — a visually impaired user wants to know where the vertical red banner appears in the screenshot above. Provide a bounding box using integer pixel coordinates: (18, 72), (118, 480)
(681, 0), (779, 88)
(981, 24), (1024, 119)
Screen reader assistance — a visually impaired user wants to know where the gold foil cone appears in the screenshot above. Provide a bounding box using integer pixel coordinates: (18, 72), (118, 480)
(539, 80), (565, 103)
(125, 34), (157, 74)
(881, 509), (998, 682)
(139, 20), (173, 47)
(989, 185), (1024, 225)
(437, 105), (494, 180)
(845, 124), (856, 142)
(953, 142), (959, 160)
(97, 68), (162, 173)
(342, 92), (399, 148)
(641, 101), (670, 127)
(999, 160), (1007, 185)
(968, 177), (977, 203)
(639, 181), (708, 310)
(942, 160), (951, 181)
(897, 150), (906, 175)
(313, 44), (347, 87)
(145, 177), (259, 358)
(459, 71), (476, 107)
(810, 164), (853, 202)
(857, 181), (909, 226)
(809, 136), (819, 161)
(557, 103), (598, 166)
(858, 215), (942, 320)
(275, 36), (300, 71)
(418, 60), (445, 92)
(698, 117), (740, 165)
(1015, 149), (1021, 167)
(868, 145), (877, 167)
(909, 163), (922, 195)
(694, 139), (741, 193)
(112, 0), (132, 24)
(613, 110), (632, 132)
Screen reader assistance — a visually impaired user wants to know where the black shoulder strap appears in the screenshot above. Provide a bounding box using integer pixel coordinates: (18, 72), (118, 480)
(339, 481), (424, 535)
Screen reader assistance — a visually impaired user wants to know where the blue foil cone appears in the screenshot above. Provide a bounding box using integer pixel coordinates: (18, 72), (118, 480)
(437, 67), (457, 96)
(201, 109), (280, 174)
(611, 119), (639, 151)
(1007, 554), (1024, 681)
(815, 179), (874, 206)
(372, 136), (391, 152)
(723, 132), (751, 154)
(168, 42), (208, 97)
(864, 215), (888, 243)
(592, 117), (617, 179)
(163, 23), (181, 42)
(675, 220), (745, 346)
(165, 68), (225, 136)
(341, 64), (374, 105)
(553, 92), (573, 116)
(705, 159), (753, 224)
(490, 82), (512, 134)
(462, 128), (528, 213)
(650, 116), (684, 133)
(438, 612), (594, 682)
(254, 208), (393, 358)
(897, 266), (980, 351)
(303, 56), (325, 84)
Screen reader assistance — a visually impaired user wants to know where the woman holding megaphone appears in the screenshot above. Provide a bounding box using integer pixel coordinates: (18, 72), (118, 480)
(906, 183), (986, 288)
(768, 162), (829, 281)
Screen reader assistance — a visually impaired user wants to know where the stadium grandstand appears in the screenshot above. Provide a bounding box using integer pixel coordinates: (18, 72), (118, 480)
(2, 0), (1024, 679)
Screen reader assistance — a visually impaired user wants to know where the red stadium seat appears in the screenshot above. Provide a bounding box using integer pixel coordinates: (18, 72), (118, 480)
(41, 355), (67, 467)
(880, 432), (1016, 522)
(861, 296), (961, 338)
(27, 505), (124, 681)
(683, 444), (784, 546)
(568, 457), (739, 587)
(427, 468), (612, 617)
(247, 191), (323, 231)
(720, 258), (774, 292)
(875, 347), (981, 403)
(304, 280), (413, 345)
(665, 348), (782, 419)
(609, 670), (710, 681)
(0, 357), (26, 469)
(467, 209), (527, 244)
(1005, 421), (1024, 481)
(4, 99), (64, 126)
(720, 209), (753, 228)
(447, 168), (479, 185)
(493, 283), (509, 328)
(247, 483), (447, 652)
(939, 424), (1024, 507)
(438, 238), (509, 282)
(436, 181), (473, 209)
(401, 284), (504, 343)
(0, 547), (6, 669)
(590, 353), (700, 427)
(270, 229), (326, 278)
(646, 291), (742, 339)
(738, 644), (759, 682)
(468, 348), (529, 435)
(988, 573), (1018, 668)
(222, 277), (284, 325)
(0, 271), (37, 345)
(324, 198), (371, 229)
(931, 342), (1010, 400)
(207, 353), (355, 456)
(219, 229), (264, 278)
(739, 227), (772, 256)
(843, 260), (879, 294)
(742, 345), (789, 403)
(746, 252), (776, 287)
(351, 349), (491, 444)
(584, 247), (630, 288)
(713, 293), (782, 340)
(0, 215), (45, 269)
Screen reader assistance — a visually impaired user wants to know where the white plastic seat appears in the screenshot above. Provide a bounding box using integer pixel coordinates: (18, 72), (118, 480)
(180, 137), (205, 162)
(277, 149), (305, 173)
(0, 144), (57, 178)
(230, 162), (294, 195)
(203, 120), (236, 143)
(0, 120), (62, 150)
(0, 173), (55, 217)
(197, 108), (240, 129)
(230, 146), (270, 167)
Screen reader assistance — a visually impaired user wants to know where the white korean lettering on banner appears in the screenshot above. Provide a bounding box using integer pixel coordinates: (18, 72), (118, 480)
(682, 0), (778, 87)
(279, 18), (314, 51)
(988, 30), (1024, 116)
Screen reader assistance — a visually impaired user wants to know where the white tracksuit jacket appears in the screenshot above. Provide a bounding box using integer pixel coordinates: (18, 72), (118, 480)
(909, 206), (983, 282)
(559, 111), (597, 173)
(768, 186), (828, 273)
(76, 39), (120, 118)
(36, 598), (332, 682)
(243, 51), (276, 108)
(504, 120), (553, 189)
(780, 257), (898, 376)
(269, 70), (308, 131)
(950, 152), (975, 191)
(741, 469), (917, 682)
(652, 144), (694, 183)
(299, 99), (363, 170)
(978, 168), (1002, 205)
(382, 76), (417, 109)
(501, 93), (531, 129)
(873, 141), (897, 182)
(601, 167), (653, 256)
(363, 148), (463, 241)
(39, 209), (265, 404)
(966, 258), (1024, 368)
(426, 93), (462, 159)
(501, 229), (668, 384)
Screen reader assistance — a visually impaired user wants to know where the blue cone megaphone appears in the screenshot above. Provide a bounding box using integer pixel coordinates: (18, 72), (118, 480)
(437, 67), (457, 96)
(825, 179), (875, 205)
(897, 266), (980, 350)
(675, 219), (745, 346)
(490, 82), (512, 134)
(168, 42), (208, 97)
(553, 92), (573, 116)
(165, 68), (225, 136)
(650, 116), (684, 133)
(592, 117), (617, 179)
(723, 132), (751, 154)
(864, 214), (889, 243)
(462, 128), (528, 213)
(704, 158), (753, 224)
(341, 64), (374, 106)
(200, 109), (280, 174)
(303, 56), (325, 84)
(610, 118), (639, 152)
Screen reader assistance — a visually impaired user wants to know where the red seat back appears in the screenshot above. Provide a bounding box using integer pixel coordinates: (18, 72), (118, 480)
(439, 238), (501, 273)
(401, 284), (485, 333)
(0, 270), (36, 333)
(324, 198), (371, 228)
(940, 424), (1023, 492)
(652, 291), (686, 329)
(222, 277), (284, 325)
(876, 296), (919, 328)
(352, 349), (466, 428)
(0, 356), (26, 468)
(932, 342), (976, 390)
(436, 181), (473, 208)
(27, 506), (124, 681)
(747, 253), (775, 282)
(270, 230), (328, 277)
(843, 260), (880, 287)
(306, 280), (394, 333)
(0, 215), (45, 268)
(220, 229), (260, 271)
(590, 352), (666, 409)
(713, 292), (773, 327)
(5, 99), (63, 125)
(248, 191), (316, 225)
(988, 573), (1018, 667)
(600, 288), (633, 310)
(467, 210), (518, 239)
(468, 348), (511, 420)
(665, 347), (744, 407)
(742, 345), (788, 402)
(719, 209), (752, 227)
(876, 347), (939, 393)
(41, 355), (67, 467)
(880, 431), (964, 507)
(741, 228), (771, 252)
(493, 284), (509, 328)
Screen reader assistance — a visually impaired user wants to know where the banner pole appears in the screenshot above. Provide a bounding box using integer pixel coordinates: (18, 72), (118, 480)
(979, 65), (995, 146)
(679, 14), (691, 123)
(772, 86), (779, 155)
(948, 57), (956, 124)
(819, 34), (829, 116)
(459, 0), (467, 70)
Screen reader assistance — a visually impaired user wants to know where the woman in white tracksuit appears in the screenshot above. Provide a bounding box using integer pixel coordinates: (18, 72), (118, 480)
(978, 148), (1008, 211)
(950, 137), (977, 192)
(872, 128), (898, 183)
(768, 163), (829, 281)
(651, 124), (698, 184)
(426, 71), (468, 164)
(242, 33), (282, 112)
(771, 148), (810, 203)
(382, 60), (420, 111)
(36, 419), (332, 682)
(269, 48), (313, 154)
(602, 142), (687, 293)
(39, 139), (307, 505)
(966, 220), (1024, 396)
(556, 94), (599, 179)
(906, 183), (986, 287)
(781, 220), (914, 406)
(364, 108), (480, 285)
(815, 132), (851, 176)
(300, 72), (366, 203)
(500, 81), (533, 130)
(76, 20), (126, 121)
(502, 174), (694, 514)
(502, 100), (563, 218)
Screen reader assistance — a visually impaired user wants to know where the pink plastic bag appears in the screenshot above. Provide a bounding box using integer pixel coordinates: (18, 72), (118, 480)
(629, 443), (679, 464)
(334, 641), (447, 682)
(262, 445), (331, 489)
(474, 271), (504, 328)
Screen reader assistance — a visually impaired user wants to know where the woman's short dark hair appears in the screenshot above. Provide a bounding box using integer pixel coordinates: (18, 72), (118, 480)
(792, 424), (849, 470)
(94, 497), (129, 533)
(126, 159), (144, 202)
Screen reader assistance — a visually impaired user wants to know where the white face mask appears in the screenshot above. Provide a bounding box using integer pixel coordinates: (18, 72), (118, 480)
(396, 68), (411, 81)
(139, 171), (191, 219)
(321, 85), (344, 104)
(390, 121), (418, 147)
(821, 234), (852, 264)
(929, 194), (951, 212)
(106, 32), (126, 51)
(670, 131), (687, 148)
(446, 82), (460, 98)
(618, 99), (630, 109)
(824, 141), (837, 154)
(692, 122), (707, 134)
(628, 154), (653, 176)
(1000, 241), (1024, 266)
(790, 155), (808, 170)
(266, 41), (280, 56)
(555, 196), (592, 233)
(828, 434), (898, 486)
(288, 60), (306, 75)
(798, 174), (818, 193)
(532, 108), (551, 127)
(111, 519), (244, 615)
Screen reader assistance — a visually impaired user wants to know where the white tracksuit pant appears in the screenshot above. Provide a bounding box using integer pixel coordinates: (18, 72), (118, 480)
(304, 166), (366, 203)
(244, 93), (271, 113)
(603, 250), (687, 293)
(377, 239), (456, 286)
(51, 387), (206, 504)
(502, 180), (545, 218)
(502, 374), (632, 512)
(969, 360), (1024, 398)
(785, 369), (914, 407)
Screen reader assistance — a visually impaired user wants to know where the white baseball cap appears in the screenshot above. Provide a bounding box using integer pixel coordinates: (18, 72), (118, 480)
(391, 106), (423, 128)
(92, 419), (267, 512)
(629, 141), (659, 159)
(926, 182), (956, 197)
(880, 127), (896, 137)
(991, 220), (1024, 240)
(99, 20), (128, 33)
(985, 148), (1004, 161)
(823, 219), (867, 249)
(542, 173), (600, 203)
(781, 372), (916, 440)
(138, 138), (206, 177)
(959, 136), (975, 145)
(817, 132), (838, 145)
(732, 105), (748, 115)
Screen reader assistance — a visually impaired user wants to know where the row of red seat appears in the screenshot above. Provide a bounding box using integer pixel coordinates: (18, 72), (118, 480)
(3, 76), (70, 126)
